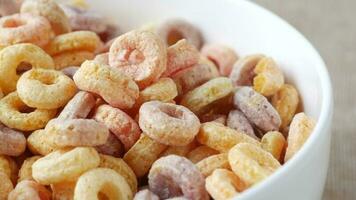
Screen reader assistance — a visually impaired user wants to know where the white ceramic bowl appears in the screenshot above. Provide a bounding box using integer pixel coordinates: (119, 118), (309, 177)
(86, 0), (333, 199)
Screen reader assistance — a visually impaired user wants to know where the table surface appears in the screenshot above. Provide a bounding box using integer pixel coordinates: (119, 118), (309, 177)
(253, 0), (355, 199)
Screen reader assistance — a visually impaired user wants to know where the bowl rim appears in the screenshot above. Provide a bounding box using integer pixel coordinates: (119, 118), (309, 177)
(229, 0), (333, 198)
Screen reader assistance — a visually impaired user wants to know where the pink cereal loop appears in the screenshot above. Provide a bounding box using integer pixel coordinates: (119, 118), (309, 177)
(229, 54), (264, 86)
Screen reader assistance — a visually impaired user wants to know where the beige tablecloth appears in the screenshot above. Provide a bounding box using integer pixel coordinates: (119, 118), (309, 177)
(253, 0), (354, 199)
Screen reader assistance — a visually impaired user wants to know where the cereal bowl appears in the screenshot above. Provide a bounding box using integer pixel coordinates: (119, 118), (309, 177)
(85, 0), (333, 199)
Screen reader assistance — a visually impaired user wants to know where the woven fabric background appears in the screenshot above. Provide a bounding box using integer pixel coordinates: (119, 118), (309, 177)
(253, 0), (355, 199)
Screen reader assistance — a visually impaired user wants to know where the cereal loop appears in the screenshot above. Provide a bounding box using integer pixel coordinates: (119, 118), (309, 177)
(0, 155), (18, 184)
(180, 77), (233, 115)
(0, 92), (57, 131)
(201, 44), (238, 76)
(187, 145), (219, 163)
(197, 122), (260, 153)
(0, 0), (21, 16)
(157, 19), (203, 49)
(95, 133), (124, 157)
(196, 153), (230, 177)
(0, 123), (26, 156)
(27, 129), (56, 155)
(228, 143), (281, 187)
(160, 140), (198, 157)
(123, 134), (167, 178)
(139, 101), (200, 146)
(0, 171), (13, 200)
(227, 109), (258, 140)
(261, 131), (286, 161)
(74, 168), (133, 200)
(53, 50), (94, 70)
(0, 13), (51, 47)
(8, 180), (51, 200)
(74, 60), (139, 109)
(134, 189), (159, 200)
(0, 43), (54, 94)
(229, 54), (264, 86)
(109, 30), (167, 88)
(17, 68), (77, 109)
(148, 155), (209, 200)
(233, 86), (281, 132)
(58, 91), (96, 120)
(205, 169), (247, 200)
(51, 181), (76, 200)
(18, 156), (41, 182)
(45, 31), (100, 56)
(32, 147), (100, 185)
(20, 0), (71, 35)
(285, 113), (316, 162)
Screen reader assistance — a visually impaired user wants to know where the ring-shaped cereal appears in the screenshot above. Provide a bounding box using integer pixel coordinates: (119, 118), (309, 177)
(93, 104), (141, 150)
(201, 44), (238, 76)
(148, 155), (209, 200)
(0, 0), (21, 17)
(58, 91), (96, 120)
(51, 181), (76, 200)
(228, 143), (281, 187)
(229, 54), (264, 86)
(139, 101), (200, 146)
(95, 133), (124, 157)
(99, 154), (138, 193)
(195, 153), (231, 177)
(109, 30), (167, 89)
(157, 19), (203, 49)
(0, 13), (52, 47)
(0, 43), (54, 94)
(45, 118), (109, 147)
(45, 31), (101, 56)
(53, 50), (94, 70)
(227, 109), (258, 140)
(134, 189), (159, 200)
(74, 60), (139, 109)
(17, 68), (77, 109)
(8, 180), (52, 200)
(32, 147), (100, 185)
(261, 131), (286, 161)
(0, 123), (26, 156)
(187, 145), (219, 163)
(74, 168), (133, 200)
(160, 140), (198, 157)
(180, 77), (234, 115)
(20, 0), (71, 35)
(0, 92), (57, 131)
(0, 155), (18, 184)
(27, 129), (57, 155)
(0, 171), (13, 200)
(18, 156), (41, 182)
(123, 134), (167, 178)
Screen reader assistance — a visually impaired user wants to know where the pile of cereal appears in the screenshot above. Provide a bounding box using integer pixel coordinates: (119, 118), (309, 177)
(0, 0), (316, 199)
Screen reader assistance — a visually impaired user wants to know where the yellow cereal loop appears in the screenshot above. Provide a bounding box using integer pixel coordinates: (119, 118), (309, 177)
(271, 84), (299, 130)
(196, 153), (230, 177)
(45, 31), (101, 56)
(197, 122), (260, 152)
(261, 131), (286, 161)
(180, 77), (234, 114)
(53, 50), (94, 70)
(27, 129), (57, 155)
(228, 143), (281, 187)
(18, 156), (41, 182)
(0, 155), (12, 179)
(0, 171), (13, 200)
(74, 168), (133, 200)
(123, 134), (167, 177)
(285, 113), (316, 162)
(253, 57), (284, 97)
(137, 78), (178, 106)
(205, 169), (247, 200)
(0, 43), (54, 94)
(0, 92), (57, 131)
(187, 145), (219, 163)
(99, 154), (138, 194)
(32, 147), (100, 185)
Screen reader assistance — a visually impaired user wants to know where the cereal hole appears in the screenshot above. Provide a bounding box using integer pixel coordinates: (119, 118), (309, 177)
(2, 18), (25, 28)
(18, 105), (36, 113)
(160, 105), (184, 119)
(167, 29), (184, 46)
(16, 62), (32, 75)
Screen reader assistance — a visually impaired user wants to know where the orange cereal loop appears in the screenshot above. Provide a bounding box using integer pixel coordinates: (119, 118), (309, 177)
(0, 171), (13, 200)
(195, 153), (230, 177)
(253, 57), (284, 97)
(17, 68), (77, 109)
(160, 140), (198, 157)
(229, 54), (264, 86)
(187, 145), (219, 163)
(157, 19), (203, 49)
(228, 143), (281, 187)
(51, 181), (76, 200)
(0, 123), (26, 156)
(285, 113), (316, 162)
(197, 122), (260, 153)
(74, 168), (133, 200)
(27, 129), (57, 155)
(205, 169), (247, 200)
(271, 84), (300, 130)
(123, 134), (167, 178)
(0, 155), (12, 180)
(109, 30), (167, 89)
(201, 44), (238, 76)
(0, 43), (54, 94)
(53, 50), (94, 70)
(21, 0), (71, 35)
(18, 156), (42, 182)
(180, 77), (234, 115)
(74, 60), (139, 109)
(8, 180), (52, 200)
(0, 13), (52, 47)
(32, 147), (100, 185)
(163, 39), (200, 77)
(99, 154), (138, 193)
(0, 92), (57, 131)
(45, 31), (101, 56)
(261, 131), (286, 161)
